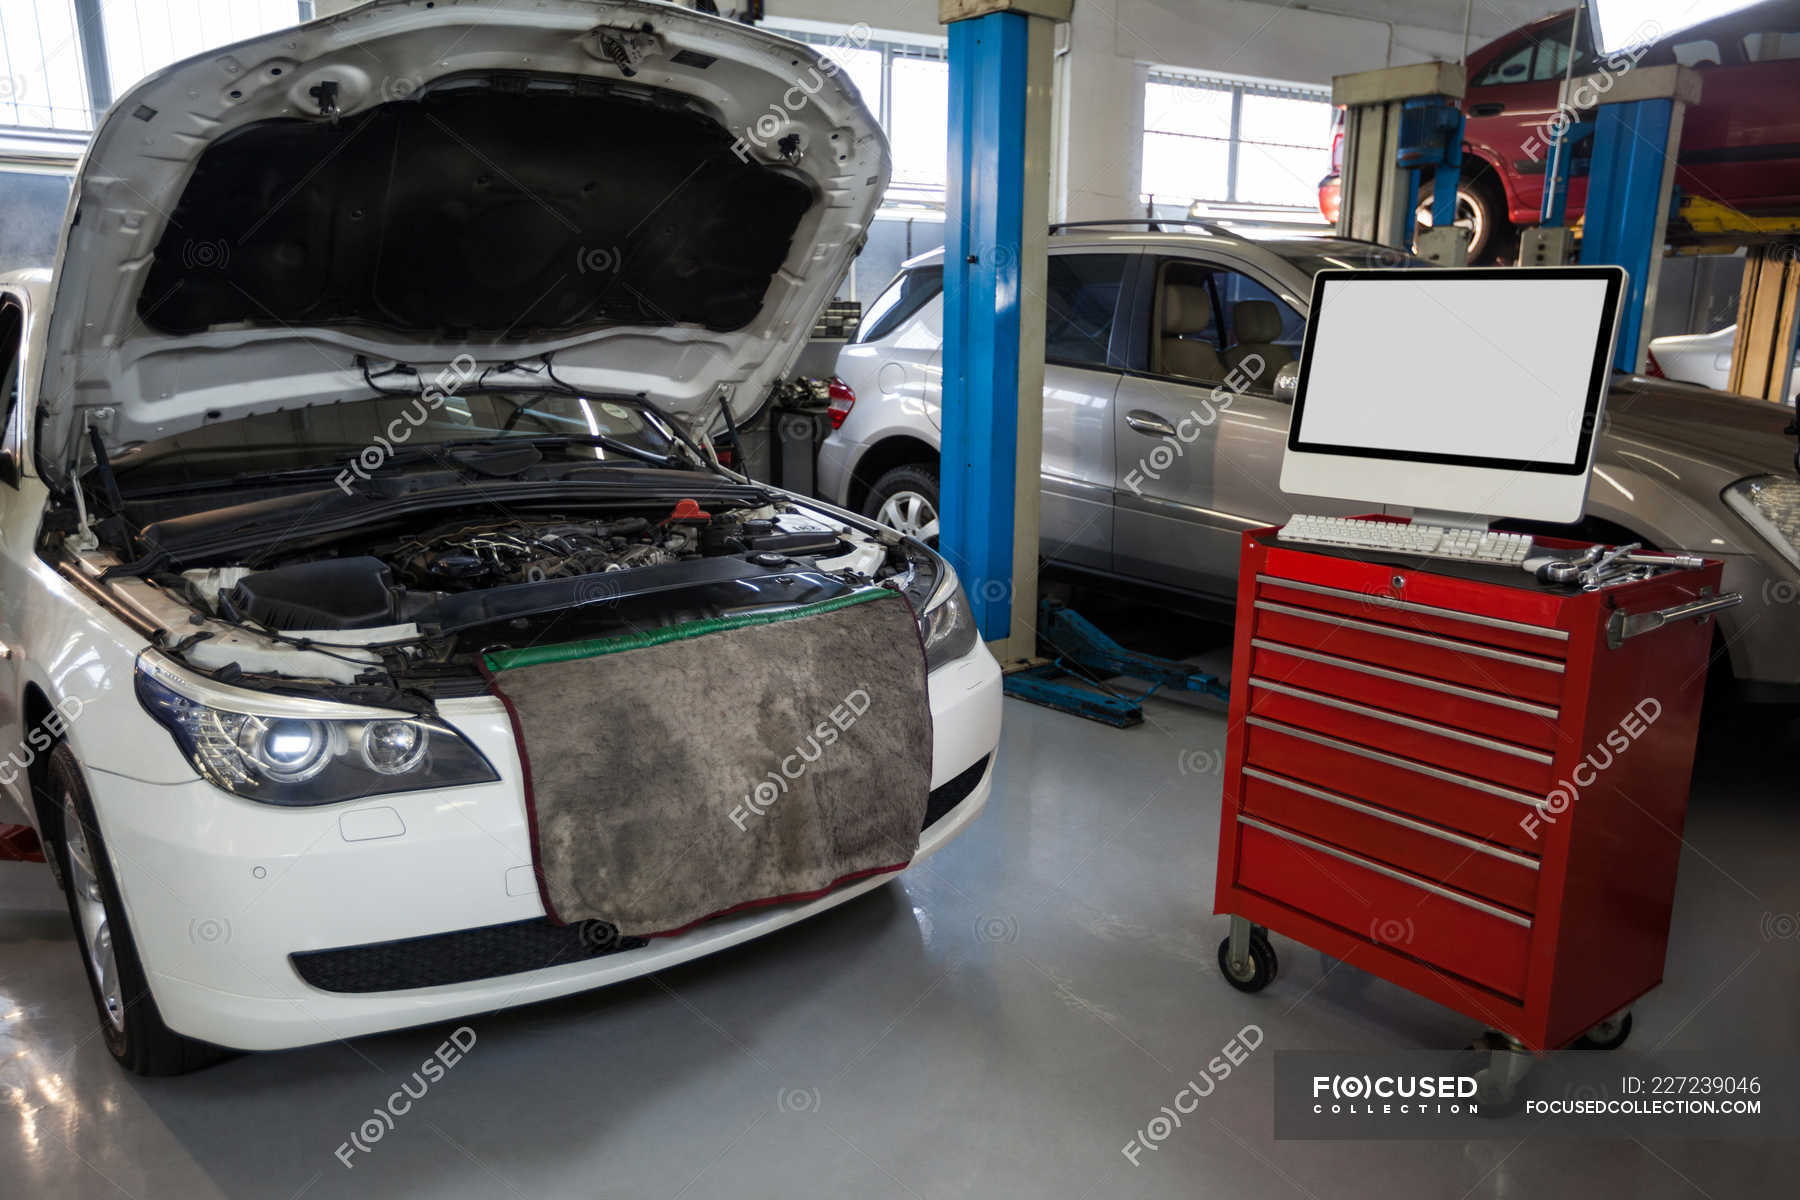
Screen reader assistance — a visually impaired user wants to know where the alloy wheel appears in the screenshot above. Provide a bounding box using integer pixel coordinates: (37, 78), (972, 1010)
(62, 795), (125, 1032)
(876, 489), (939, 542)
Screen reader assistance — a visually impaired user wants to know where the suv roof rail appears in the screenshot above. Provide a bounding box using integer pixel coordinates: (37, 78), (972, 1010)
(1047, 219), (1234, 238)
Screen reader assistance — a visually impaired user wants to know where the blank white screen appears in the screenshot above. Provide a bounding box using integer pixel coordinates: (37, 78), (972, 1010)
(1294, 275), (1612, 468)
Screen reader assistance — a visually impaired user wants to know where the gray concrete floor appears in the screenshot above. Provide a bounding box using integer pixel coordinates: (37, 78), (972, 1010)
(3, 669), (1798, 1199)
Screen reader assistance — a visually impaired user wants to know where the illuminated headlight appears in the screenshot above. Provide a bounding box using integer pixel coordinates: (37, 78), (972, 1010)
(135, 662), (497, 806)
(919, 573), (981, 671)
(1723, 476), (1800, 573)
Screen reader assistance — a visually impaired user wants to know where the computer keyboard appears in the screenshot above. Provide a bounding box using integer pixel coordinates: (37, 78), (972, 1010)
(1278, 514), (1535, 565)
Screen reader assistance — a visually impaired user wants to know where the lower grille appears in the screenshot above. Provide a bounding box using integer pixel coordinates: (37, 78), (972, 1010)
(292, 919), (647, 994)
(923, 754), (991, 831)
(292, 755), (991, 994)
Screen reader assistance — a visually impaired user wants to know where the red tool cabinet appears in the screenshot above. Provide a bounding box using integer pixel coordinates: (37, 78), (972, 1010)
(1212, 523), (1732, 1051)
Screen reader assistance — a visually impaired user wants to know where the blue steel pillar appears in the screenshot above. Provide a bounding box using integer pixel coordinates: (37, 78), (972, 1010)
(1565, 66), (1701, 372)
(939, 0), (1064, 656)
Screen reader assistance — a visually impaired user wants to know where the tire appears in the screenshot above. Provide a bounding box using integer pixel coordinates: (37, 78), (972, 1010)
(49, 743), (228, 1075)
(1578, 1012), (1633, 1051)
(862, 464), (940, 545)
(1418, 164), (1516, 265)
(1217, 931), (1278, 993)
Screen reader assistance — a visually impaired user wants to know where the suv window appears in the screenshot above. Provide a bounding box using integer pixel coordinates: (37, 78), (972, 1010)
(854, 265), (943, 344)
(1045, 253), (1129, 369)
(1143, 258), (1300, 391)
(1474, 40), (1534, 86)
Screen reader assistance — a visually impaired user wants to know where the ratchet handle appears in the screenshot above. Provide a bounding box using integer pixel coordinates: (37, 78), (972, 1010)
(1605, 593), (1742, 649)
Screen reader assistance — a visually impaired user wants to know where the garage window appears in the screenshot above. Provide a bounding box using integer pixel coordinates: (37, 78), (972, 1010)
(1, 1), (313, 132)
(1141, 70), (1332, 211)
(767, 23), (950, 202)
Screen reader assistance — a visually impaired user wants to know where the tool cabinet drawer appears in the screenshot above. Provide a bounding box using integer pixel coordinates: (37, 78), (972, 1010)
(1237, 767), (1541, 914)
(1247, 680), (1556, 795)
(1244, 717), (1549, 852)
(1256, 576), (1571, 659)
(1247, 638), (1562, 752)
(1251, 601), (1567, 706)
(1233, 817), (1532, 999)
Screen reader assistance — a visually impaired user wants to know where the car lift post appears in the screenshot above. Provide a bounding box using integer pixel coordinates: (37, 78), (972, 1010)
(937, 0), (1067, 665)
(1331, 61), (1468, 263)
(1531, 65), (1702, 372)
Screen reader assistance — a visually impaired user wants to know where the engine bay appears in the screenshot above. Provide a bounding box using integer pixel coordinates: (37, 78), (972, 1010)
(88, 491), (934, 695)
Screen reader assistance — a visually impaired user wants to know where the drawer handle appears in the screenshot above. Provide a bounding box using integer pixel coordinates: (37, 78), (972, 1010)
(1250, 637), (1559, 719)
(1246, 716), (1550, 810)
(1250, 677), (1555, 765)
(1257, 575), (1570, 643)
(1241, 766), (1540, 869)
(1254, 601), (1566, 674)
(1238, 814), (1534, 927)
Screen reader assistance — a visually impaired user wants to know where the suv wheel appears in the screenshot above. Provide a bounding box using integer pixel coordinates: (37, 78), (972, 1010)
(863, 464), (940, 545)
(49, 742), (227, 1075)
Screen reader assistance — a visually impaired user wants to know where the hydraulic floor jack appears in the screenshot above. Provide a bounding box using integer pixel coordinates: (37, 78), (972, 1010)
(1001, 599), (1230, 727)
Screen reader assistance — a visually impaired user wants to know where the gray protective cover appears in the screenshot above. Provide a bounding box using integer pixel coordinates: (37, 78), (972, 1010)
(488, 591), (933, 936)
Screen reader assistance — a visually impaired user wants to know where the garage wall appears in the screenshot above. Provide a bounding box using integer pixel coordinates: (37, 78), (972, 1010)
(311, 1), (1568, 221)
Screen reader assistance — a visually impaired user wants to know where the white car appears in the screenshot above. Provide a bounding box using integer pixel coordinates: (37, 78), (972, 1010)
(1648, 323), (1800, 397)
(0, 0), (999, 1074)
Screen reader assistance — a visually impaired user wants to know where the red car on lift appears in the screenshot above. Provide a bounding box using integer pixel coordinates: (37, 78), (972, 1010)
(1317, 4), (1800, 262)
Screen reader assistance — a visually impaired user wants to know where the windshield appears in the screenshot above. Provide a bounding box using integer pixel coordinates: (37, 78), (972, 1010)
(108, 389), (681, 486)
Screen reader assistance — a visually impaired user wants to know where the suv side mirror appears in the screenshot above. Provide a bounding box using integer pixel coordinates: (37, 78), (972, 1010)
(1273, 362), (1300, 405)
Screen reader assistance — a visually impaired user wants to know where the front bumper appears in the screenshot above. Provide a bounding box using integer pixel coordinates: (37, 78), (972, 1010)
(91, 641), (1002, 1051)
(1713, 550), (1800, 698)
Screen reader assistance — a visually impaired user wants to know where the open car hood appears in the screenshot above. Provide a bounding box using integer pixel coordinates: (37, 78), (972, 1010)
(36, 0), (887, 482)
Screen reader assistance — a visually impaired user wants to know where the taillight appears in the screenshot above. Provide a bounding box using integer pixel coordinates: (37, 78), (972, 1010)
(1645, 349), (1666, 379)
(826, 376), (856, 429)
(1330, 118), (1344, 174)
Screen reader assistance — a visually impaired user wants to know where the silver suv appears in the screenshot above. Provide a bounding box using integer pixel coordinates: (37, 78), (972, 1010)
(816, 224), (1800, 702)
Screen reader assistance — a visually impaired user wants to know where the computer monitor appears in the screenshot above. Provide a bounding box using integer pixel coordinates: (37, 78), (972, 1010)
(1280, 266), (1626, 525)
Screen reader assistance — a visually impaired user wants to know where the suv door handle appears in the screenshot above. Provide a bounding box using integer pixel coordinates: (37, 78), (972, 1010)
(1470, 102), (1505, 117)
(1125, 410), (1178, 438)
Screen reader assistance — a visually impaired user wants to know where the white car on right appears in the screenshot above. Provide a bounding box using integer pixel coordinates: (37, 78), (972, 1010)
(1649, 323), (1799, 397)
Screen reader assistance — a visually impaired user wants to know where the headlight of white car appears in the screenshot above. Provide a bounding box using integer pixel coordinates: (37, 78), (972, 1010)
(920, 574), (980, 671)
(136, 661), (498, 805)
(1723, 475), (1800, 573)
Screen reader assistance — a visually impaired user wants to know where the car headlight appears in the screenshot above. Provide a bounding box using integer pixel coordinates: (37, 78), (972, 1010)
(1723, 475), (1800, 573)
(918, 573), (981, 671)
(135, 660), (497, 806)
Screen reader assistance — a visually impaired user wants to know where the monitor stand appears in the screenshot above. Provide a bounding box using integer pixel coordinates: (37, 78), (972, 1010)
(1408, 508), (1495, 532)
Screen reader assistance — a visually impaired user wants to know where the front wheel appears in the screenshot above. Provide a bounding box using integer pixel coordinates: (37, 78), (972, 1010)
(863, 464), (940, 545)
(1417, 167), (1515, 265)
(50, 743), (228, 1075)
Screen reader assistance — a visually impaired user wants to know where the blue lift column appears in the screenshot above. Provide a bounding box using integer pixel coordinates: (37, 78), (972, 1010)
(937, 0), (1065, 662)
(1540, 65), (1701, 371)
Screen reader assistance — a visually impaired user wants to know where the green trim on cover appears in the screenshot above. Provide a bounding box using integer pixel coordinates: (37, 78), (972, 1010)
(484, 588), (900, 671)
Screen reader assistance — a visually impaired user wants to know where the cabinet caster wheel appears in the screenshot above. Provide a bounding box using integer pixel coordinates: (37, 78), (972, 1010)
(1218, 931), (1278, 993)
(1579, 1012), (1632, 1050)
